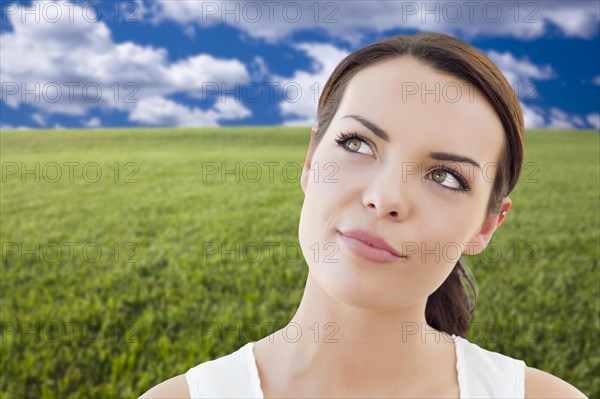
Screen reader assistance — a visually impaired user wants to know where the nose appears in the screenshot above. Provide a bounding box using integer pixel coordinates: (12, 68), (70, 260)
(362, 164), (409, 221)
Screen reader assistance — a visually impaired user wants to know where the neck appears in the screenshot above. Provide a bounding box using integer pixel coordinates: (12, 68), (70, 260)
(261, 272), (455, 395)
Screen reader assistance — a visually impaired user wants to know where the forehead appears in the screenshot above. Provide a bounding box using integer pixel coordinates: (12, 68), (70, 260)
(335, 56), (505, 164)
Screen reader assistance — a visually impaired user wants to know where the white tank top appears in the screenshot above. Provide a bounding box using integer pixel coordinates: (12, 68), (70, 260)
(185, 333), (526, 398)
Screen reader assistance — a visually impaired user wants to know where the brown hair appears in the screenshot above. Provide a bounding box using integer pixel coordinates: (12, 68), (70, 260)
(309, 32), (525, 338)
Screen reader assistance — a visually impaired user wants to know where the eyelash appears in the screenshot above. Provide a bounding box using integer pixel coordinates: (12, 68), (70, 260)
(334, 131), (472, 193)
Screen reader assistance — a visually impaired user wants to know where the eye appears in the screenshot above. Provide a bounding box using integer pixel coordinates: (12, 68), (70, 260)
(334, 133), (471, 193)
(428, 165), (471, 193)
(335, 131), (375, 156)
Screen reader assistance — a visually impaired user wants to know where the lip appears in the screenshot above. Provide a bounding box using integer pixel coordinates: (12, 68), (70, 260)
(337, 229), (406, 263)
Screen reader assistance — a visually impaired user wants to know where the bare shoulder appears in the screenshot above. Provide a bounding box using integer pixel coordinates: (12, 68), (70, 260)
(138, 374), (190, 399)
(525, 366), (588, 398)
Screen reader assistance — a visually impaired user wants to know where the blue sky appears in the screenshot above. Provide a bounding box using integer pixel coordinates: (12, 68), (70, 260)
(1, 0), (599, 130)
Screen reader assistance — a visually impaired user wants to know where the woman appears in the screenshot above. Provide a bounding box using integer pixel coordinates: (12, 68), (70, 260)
(141, 32), (587, 398)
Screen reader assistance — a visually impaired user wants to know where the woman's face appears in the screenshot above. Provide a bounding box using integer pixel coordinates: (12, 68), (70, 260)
(298, 56), (508, 311)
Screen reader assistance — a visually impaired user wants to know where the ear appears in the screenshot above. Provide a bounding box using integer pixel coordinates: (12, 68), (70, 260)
(301, 125), (319, 194)
(464, 196), (512, 255)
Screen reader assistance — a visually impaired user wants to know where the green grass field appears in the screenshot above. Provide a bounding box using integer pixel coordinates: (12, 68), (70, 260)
(1, 127), (598, 398)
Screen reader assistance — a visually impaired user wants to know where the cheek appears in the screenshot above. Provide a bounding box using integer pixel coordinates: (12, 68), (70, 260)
(298, 164), (345, 257)
(303, 153), (360, 212)
(404, 186), (475, 263)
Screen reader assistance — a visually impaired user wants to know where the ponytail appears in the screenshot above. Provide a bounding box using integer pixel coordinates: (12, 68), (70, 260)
(425, 257), (478, 338)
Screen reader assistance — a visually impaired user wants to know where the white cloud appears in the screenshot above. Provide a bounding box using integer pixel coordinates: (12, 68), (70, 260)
(521, 103), (592, 130)
(539, 4), (600, 40)
(1, 0), (253, 126)
(129, 96), (251, 126)
(82, 117), (102, 128)
(0, 124), (34, 130)
(130, 0), (149, 21)
(547, 107), (581, 129)
(31, 113), (47, 126)
(281, 117), (315, 126)
(592, 76), (600, 86)
(249, 56), (269, 81)
(152, 0), (599, 43)
(521, 103), (546, 129)
(586, 113), (600, 130)
(485, 50), (556, 101)
(212, 97), (252, 120)
(486, 50), (556, 83)
(166, 54), (249, 91)
(274, 42), (350, 126)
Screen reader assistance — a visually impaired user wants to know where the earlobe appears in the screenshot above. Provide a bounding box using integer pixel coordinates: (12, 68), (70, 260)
(464, 197), (512, 255)
(300, 156), (311, 194)
(301, 126), (319, 194)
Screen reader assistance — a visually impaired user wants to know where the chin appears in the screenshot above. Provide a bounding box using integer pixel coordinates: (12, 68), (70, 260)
(309, 261), (409, 312)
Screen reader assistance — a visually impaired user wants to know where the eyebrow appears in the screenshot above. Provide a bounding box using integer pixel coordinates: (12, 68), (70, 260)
(341, 114), (482, 170)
